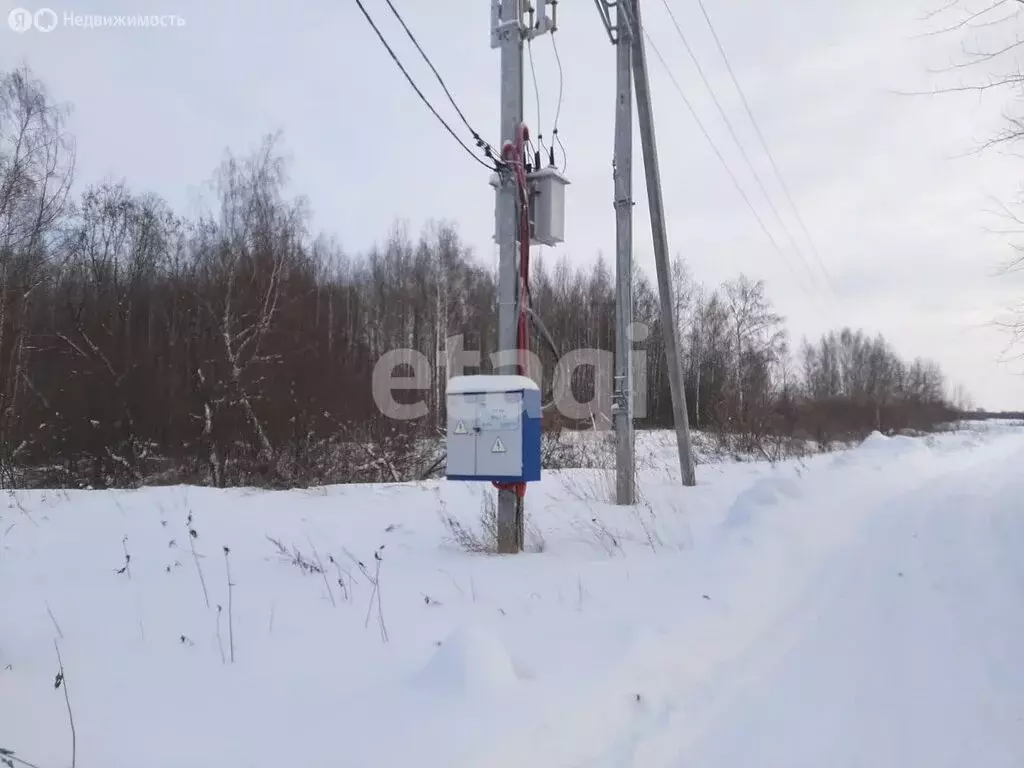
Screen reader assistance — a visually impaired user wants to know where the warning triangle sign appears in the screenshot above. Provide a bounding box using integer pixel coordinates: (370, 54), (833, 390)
(491, 436), (506, 453)
(454, 420), (467, 435)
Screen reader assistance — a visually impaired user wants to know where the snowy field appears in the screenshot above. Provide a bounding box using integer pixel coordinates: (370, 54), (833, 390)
(3, 423), (1024, 767)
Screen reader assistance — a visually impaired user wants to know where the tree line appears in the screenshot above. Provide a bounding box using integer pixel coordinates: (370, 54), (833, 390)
(0, 66), (960, 489)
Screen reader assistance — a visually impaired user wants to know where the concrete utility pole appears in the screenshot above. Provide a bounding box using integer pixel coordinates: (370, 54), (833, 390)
(491, 0), (556, 550)
(612, 0), (636, 505)
(494, 0), (525, 552)
(593, 0), (696, 488)
(630, 0), (697, 486)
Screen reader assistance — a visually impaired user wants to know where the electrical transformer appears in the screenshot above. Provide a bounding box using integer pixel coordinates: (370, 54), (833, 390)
(489, 165), (570, 247)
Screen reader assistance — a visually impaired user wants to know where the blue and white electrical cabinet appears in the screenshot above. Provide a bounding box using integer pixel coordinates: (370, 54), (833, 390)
(445, 375), (541, 483)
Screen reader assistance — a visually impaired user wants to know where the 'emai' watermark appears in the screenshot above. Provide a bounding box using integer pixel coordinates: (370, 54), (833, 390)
(8, 7), (186, 32)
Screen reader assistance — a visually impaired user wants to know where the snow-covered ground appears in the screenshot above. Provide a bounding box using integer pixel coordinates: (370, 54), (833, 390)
(2, 423), (1023, 767)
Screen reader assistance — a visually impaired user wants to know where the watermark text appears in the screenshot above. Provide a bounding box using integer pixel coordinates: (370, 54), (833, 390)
(8, 7), (186, 32)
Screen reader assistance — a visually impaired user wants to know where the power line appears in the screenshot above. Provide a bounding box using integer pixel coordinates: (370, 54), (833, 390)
(356, 0), (496, 170)
(526, 38), (549, 159)
(658, 0), (824, 296)
(381, 0), (500, 161)
(695, 0), (837, 292)
(551, 31), (567, 171)
(643, 30), (824, 305)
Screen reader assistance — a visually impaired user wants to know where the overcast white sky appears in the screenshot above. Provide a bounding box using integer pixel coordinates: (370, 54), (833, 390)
(3, 0), (1023, 409)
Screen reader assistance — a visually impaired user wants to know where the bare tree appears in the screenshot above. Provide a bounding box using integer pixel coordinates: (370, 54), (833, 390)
(54, 184), (160, 485)
(722, 275), (786, 419)
(0, 66), (75, 249)
(924, 1), (1024, 349)
(0, 66), (75, 484)
(191, 135), (308, 484)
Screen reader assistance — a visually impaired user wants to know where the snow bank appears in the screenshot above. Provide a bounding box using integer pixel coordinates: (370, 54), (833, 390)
(2, 425), (1022, 768)
(415, 624), (521, 695)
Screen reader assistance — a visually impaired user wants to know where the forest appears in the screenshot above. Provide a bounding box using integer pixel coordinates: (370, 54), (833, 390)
(0, 66), (960, 489)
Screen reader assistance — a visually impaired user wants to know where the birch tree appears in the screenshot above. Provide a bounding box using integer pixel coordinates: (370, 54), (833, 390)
(0, 66), (74, 483)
